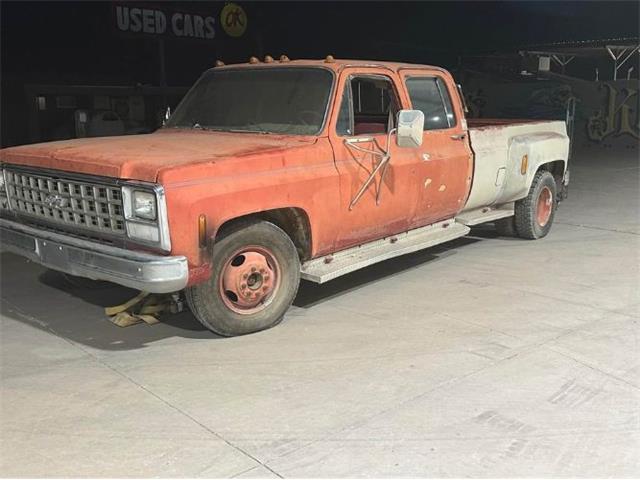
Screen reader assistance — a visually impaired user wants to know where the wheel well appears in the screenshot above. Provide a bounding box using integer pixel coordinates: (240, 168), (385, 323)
(538, 160), (565, 191)
(215, 208), (312, 261)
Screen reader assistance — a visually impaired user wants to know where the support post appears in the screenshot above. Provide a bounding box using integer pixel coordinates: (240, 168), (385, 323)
(551, 54), (574, 75)
(606, 45), (640, 81)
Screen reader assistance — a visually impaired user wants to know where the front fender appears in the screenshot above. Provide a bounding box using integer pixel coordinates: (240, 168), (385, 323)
(159, 141), (340, 277)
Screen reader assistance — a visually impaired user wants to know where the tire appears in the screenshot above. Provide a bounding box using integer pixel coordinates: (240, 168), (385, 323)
(495, 217), (517, 237)
(186, 220), (301, 336)
(514, 170), (557, 240)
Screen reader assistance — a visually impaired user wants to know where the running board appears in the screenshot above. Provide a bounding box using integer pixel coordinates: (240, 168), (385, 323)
(300, 220), (470, 283)
(455, 203), (514, 226)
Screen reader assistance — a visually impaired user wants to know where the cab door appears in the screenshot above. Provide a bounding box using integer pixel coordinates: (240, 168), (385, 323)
(398, 69), (473, 225)
(327, 68), (421, 251)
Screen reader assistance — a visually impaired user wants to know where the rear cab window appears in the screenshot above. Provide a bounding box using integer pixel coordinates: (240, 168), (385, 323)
(405, 76), (456, 130)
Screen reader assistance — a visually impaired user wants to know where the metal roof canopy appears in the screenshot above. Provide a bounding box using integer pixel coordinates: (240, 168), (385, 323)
(520, 37), (640, 79)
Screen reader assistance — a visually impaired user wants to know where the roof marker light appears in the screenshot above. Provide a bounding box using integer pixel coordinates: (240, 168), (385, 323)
(279, 55), (290, 62)
(324, 55), (335, 63)
(264, 55), (274, 63)
(215, 60), (225, 67)
(249, 56), (260, 64)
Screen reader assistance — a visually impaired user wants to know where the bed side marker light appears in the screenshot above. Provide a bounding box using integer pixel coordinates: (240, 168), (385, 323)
(521, 154), (529, 175)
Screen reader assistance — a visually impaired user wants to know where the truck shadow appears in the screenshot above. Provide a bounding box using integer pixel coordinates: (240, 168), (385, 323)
(294, 234), (485, 308)
(1, 227), (495, 351)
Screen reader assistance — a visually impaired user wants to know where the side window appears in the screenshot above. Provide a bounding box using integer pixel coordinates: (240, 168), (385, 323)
(336, 75), (400, 136)
(405, 76), (457, 130)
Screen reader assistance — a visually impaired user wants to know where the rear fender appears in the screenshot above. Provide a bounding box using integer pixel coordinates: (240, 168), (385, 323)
(502, 132), (569, 202)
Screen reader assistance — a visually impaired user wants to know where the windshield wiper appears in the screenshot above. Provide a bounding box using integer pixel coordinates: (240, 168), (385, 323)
(225, 128), (271, 135)
(172, 123), (272, 134)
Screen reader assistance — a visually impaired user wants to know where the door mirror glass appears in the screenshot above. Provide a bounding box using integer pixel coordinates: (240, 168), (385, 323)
(396, 109), (424, 147)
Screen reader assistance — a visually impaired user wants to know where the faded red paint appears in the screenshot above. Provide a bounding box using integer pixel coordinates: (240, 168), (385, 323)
(537, 186), (553, 226)
(219, 247), (280, 314)
(0, 59), (479, 286)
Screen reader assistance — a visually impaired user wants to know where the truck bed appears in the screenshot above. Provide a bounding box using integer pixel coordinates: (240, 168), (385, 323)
(462, 118), (569, 212)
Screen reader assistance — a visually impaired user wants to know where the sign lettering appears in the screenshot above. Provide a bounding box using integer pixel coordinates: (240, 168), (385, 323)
(115, 5), (229, 40)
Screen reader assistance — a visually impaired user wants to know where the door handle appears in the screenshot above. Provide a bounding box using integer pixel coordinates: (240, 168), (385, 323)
(450, 134), (466, 140)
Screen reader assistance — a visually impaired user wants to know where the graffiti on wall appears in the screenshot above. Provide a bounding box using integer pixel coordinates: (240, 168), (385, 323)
(587, 83), (639, 141)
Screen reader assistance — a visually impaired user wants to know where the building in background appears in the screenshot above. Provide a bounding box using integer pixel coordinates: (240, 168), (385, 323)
(456, 38), (639, 149)
(2, 2), (638, 149)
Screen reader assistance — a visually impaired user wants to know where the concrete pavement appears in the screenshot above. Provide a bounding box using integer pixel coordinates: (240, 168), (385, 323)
(1, 145), (638, 477)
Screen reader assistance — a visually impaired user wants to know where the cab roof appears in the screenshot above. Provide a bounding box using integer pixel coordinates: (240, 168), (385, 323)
(210, 57), (445, 74)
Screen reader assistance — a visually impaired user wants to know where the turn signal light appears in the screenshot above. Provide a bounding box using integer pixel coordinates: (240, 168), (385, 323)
(198, 214), (207, 248)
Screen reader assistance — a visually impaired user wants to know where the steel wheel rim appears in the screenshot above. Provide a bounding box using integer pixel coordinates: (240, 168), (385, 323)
(536, 186), (553, 227)
(219, 246), (281, 315)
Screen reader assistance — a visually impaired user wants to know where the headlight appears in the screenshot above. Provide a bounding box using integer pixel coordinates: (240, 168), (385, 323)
(121, 184), (171, 251)
(133, 191), (157, 220)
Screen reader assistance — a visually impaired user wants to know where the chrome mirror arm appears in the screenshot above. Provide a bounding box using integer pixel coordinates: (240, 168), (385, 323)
(348, 153), (390, 210)
(344, 128), (396, 210)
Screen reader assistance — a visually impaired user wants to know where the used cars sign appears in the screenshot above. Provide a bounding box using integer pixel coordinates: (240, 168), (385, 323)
(114, 3), (246, 39)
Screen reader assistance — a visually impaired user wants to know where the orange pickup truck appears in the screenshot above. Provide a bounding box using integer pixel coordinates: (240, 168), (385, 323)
(0, 57), (570, 336)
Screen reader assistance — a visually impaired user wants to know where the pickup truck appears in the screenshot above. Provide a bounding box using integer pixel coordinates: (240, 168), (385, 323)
(0, 57), (570, 336)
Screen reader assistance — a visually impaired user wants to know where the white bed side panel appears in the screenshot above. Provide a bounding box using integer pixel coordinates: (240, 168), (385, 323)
(463, 120), (569, 212)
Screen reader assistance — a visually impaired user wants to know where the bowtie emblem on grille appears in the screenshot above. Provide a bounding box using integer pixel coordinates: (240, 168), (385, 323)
(44, 194), (67, 209)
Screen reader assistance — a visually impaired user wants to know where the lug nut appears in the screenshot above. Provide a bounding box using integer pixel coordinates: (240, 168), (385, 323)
(251, 267), (257, 272)
(241, 284), (246, 289)
(243, 273), (248, 279)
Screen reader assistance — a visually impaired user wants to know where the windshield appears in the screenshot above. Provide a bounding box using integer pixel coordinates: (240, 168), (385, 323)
(167, 67), (334, 135)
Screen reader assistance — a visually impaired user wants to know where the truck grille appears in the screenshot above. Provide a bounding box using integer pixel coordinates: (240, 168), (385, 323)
(5, 169), (126, 236)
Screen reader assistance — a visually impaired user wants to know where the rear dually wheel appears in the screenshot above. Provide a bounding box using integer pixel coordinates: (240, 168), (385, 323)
(514, 170), (557, 239)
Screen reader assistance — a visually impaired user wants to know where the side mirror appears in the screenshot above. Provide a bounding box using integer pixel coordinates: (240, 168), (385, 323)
(396, 110), (424, 148)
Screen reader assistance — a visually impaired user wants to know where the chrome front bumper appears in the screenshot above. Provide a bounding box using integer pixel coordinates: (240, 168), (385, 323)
(0, 218), (188, 293)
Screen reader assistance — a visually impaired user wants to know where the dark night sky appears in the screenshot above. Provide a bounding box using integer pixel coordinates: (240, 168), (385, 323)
(2, 1), (638, 86)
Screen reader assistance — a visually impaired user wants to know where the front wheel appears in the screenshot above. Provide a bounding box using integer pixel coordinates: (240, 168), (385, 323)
(514, 170), (557, 239)
(186, 220), (301, 336)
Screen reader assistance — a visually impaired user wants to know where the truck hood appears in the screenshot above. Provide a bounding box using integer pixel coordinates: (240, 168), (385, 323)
(0, 130), (317, 182)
